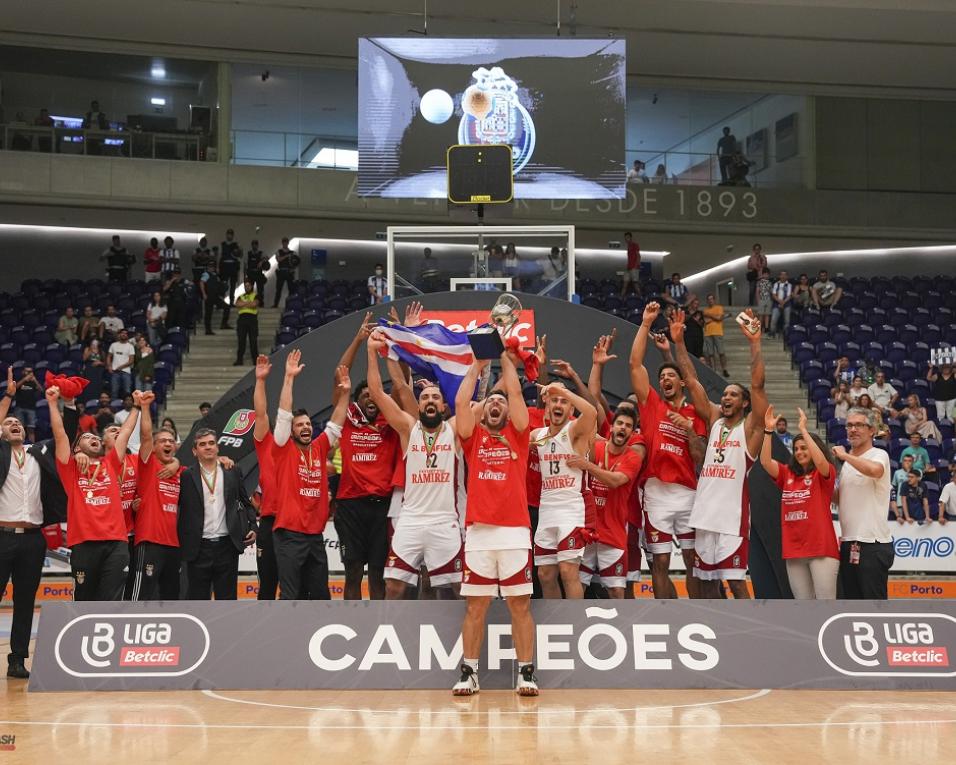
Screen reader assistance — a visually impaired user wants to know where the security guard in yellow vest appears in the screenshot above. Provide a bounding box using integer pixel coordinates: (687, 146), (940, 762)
(234, 277), (259, 366)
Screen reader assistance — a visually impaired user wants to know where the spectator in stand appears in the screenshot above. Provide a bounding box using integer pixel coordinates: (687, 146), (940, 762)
(684, 309), (705, 360)
(833, 381), (852, 420)
(760, 406), (839, 599)
(273, 238), (296, 308)
(627, 159), (648, 184)
(161, 417), (182, 447)
(939, 466), (956, 524)
(55, 306), (79, 346)
(219, 228), (242, 306)
(890, 454), (915, 524)
(34, 107), (54, 152)
(82, 339), (107, 396)
(199, 402), (211, 418)
(100, 235), (132, 283)
(113, 395), (141, 455)
(146, 291), (167, 347)
(192, 237), (213, 282)
(745, 243), (767, 305)
(833, 356), (853, 387)
(811, 269), (843, 310)
(134, 336), (155, 391)
(848, 376), (866, 404)
(83, 100), (108, 155)
(652, 164), (668, 184)
(502, 242), (520, 290)
(14, 368), (41, 442)
(791, 273), (811, 312)
(867, 371), (899, 415)
(660, 272), (693, 309)
(833, 407), (893, 599)
(897, 393), (942, 442)
(246, 239), (268, 306)
(162, 269), (187, 330)
(419, 247), (441, 293)
(368, 263), (387, 305)
(143, 237), (162, 282)
(717, 126), (737, 183)
(927, 361), (956, 421)
(770, 270), (793, 336)
(107, 329), (135, 399)
(93, 392), (115, 432)
(900, 432), (935, 477)
(899, 469), (929, 524)
(76, 401), (99, 435)
(775, 416), (794, 452)
(97, 304), (124, 345)
(200, 262), (230, 335)
(702, 293), (729, 377)
(856, 394), (890, 439)
(755, 267), (773, 333)
(620, 231), (641, 297)
(160, 236), (180, 278)
(78, 305), (98, 344)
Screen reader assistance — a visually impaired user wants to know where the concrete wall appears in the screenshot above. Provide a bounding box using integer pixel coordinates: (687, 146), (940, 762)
(816, 96), (956, 193)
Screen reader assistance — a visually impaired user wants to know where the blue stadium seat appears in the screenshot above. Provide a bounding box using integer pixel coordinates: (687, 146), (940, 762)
(885, 342), (907, 365)
(875, 325), (896, 345)
(897, 324), (919, 345)
(275, 328), (296, 346)
(809, 378), (833, 403)
(897, 361), (919, 382)
(827, 418), (847, 443)
(830, 325), (852, 345)
(922, 324), (941, 346)
(817, 342), (839, 364)
(854, 325), (874, 346)
(863, 341), (884, 362)
(808, 324), (829, 345)
(793, 342), (816, 364)
(44, 343), (65, 364)
(801, 361), (825, 384)
(302, 310), (323, 329)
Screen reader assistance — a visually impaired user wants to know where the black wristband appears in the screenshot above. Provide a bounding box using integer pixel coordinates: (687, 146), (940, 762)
(132, 404), (142, 410)
(763, 429), (774, 435)
(4, 391), (14, 399)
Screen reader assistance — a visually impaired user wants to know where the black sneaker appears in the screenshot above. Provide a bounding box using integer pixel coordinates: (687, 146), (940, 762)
(452, 664), (480, 696)
(516, 663), (539, 696)
(7, 661), (29, 679)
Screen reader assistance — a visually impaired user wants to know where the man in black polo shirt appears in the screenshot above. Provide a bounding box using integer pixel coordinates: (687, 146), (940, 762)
(219, 228), (242, 307)
(245, 239), (269, 307)
(200, 263), (230, 335)
(273, 237), (296, 308)
(100, 235), (133, 283)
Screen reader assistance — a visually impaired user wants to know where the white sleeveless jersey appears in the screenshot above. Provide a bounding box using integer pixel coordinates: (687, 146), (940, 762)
(533, 421), (585, 526)
(402, 421), (460, 526)
(689, 417), (753, 536)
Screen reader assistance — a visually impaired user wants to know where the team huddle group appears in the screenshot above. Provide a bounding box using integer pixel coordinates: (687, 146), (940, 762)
(0, 300), (894, 693)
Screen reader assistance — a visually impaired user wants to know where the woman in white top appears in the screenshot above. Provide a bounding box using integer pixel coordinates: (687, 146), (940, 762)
(146, 291), (168, 348)
(832, 406), (894, 599)
(897, 393), (942, 442)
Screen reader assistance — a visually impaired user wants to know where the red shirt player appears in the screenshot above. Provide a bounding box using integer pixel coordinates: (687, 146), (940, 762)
(569, 408), (646, 598)
(621, 231), (642, 297)
(334, 314), (401, 601)
(630, 302), (707, 600)
(453, 352), (538, 698)
(252, 354), (280, 600)
(49, 385), (137, 601)
(131, 390), (185, 601)
(270, 349), (349, 600)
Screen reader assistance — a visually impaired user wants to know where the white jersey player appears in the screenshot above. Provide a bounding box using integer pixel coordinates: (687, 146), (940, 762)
(532, 381), (598, 599)
(366, 332), (463, 598)
(668, 307), (768, 599)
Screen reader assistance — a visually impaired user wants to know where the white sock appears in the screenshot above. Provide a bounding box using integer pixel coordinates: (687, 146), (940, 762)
(463, 658), (479, 672)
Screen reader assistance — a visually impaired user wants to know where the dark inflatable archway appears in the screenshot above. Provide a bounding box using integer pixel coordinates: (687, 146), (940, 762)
(186, 291), (791, 598)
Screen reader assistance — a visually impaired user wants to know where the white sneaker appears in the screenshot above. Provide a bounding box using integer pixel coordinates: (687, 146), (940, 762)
(452, 664), (480, 696)
(516, 664), (539, 697)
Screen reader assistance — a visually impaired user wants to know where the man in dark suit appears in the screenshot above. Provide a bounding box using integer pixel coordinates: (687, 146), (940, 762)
(177, 428), (257, 599)
(0, 369), (79, 679)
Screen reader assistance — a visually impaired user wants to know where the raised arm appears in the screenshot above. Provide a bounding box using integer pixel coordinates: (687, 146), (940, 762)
(667, 308), (719, 427)
(500, 350), (528, 432)
(275, 349), (305, 447)
(329, 365), (351, 428)
(542, 382), (597, 443)
(832, 445), (886, 479)
(455, 359), (488, 441)
(741, 309), (769, 456)
(797, 407), (830, 478)
(385, 357), (418, 418)
(253, 354), (271, 441)
(588, 331), (616, 423)
(366, 332), (415, 442)
(629, 303), (659, 405)
(0, 368), (15, 422)
(759, 404), (780, 480)
(550, 358), (599, 412)
(534, 334), (549, 386)
(137, 390), (154, 461)
(336, 311), (373, 372)
(120, 390), (144, 459)
(46, 387), (71, 464)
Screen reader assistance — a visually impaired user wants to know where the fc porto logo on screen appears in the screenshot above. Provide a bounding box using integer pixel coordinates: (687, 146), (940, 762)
(223, 409), (256, 436)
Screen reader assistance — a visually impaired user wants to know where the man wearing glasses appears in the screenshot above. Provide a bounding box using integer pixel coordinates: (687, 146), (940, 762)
(832, 408), (893, 598)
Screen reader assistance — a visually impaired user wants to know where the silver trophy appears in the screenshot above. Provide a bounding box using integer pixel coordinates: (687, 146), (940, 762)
(490, 293), (523, 337)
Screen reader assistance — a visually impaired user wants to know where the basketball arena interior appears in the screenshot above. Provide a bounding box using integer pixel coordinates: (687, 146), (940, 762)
(1, 1), (956, 762)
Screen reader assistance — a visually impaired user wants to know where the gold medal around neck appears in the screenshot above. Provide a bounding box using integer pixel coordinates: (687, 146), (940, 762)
(511, 450), (518, 460)
(86, 490), (93, 499)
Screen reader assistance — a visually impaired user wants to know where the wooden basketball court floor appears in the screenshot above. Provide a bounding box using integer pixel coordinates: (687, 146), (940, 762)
(3, 630), (955, 764)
